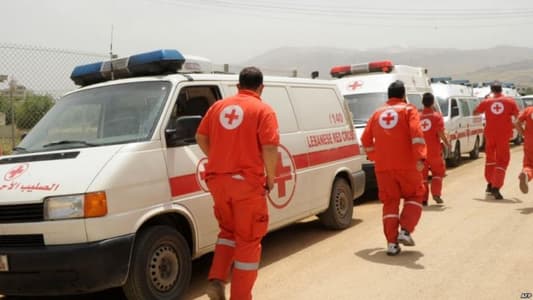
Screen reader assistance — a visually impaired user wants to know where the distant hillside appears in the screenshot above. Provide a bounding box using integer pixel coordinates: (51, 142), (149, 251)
(243, 46), (533, 87)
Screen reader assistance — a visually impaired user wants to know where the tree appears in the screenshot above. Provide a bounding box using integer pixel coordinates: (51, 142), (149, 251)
(15, 94), (54, 129)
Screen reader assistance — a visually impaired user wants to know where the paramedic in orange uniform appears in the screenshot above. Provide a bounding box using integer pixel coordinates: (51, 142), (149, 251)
(196, 67), (279, 300)
(474, 81), (519, 199)
(515, 105), (533, 194)
(361, 80), (427, 256)
(419, 92), (450, 205)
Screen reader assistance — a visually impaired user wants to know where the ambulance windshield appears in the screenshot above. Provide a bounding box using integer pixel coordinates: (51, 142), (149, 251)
(344, 93), (388, 124)
(15, 81), (172, 153)
(437, 97), (449, 116)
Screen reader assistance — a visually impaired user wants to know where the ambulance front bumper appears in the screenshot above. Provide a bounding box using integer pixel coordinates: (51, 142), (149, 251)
(0, 233), (134, 296)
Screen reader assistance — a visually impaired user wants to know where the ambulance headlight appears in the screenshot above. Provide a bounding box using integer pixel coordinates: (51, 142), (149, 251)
(44, 192), (107, 220)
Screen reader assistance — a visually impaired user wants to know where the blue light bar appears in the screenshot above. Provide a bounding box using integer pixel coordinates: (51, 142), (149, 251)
(71, 49), (186, 86)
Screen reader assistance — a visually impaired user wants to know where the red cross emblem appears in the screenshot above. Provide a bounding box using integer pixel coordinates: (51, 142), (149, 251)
(347, 80), (363, 91)
(196, 157), (209, 192)
(219, 105), (244, 130)
(225, 109), (239, 125)
(378, 109), (398, 129)
(490, 102), (504, 115)
(267, 144), (297, 209)
(421, 118), (432, 132)
(4, 163), (29, 181)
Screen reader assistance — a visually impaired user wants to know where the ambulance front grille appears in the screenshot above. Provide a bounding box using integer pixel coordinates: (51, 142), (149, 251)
(0, 203), (44, 223)
(0, 234), (45, 248)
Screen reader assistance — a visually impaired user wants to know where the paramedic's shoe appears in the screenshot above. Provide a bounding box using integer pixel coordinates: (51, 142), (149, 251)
(519, 172), (529, 194)
(485, 183), (492, 194)
(386, 243), (401, 256)
(206, 279), (226, 300)
(422, 200), (428, 207)
(397, 229), (415, 246)
(433, 195), (444, 204)
(491, 188), (504, 200)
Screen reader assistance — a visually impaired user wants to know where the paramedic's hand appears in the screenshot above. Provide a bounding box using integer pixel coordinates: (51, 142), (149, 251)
(266, 175), (275, 192)
(416, 160), (425, 172)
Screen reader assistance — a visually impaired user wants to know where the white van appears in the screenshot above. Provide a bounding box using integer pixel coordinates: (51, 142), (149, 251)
(331, 60), (433, 186)
(522, 95), (533, 107)
(0, 50), (366, 299)
(431, 80), (484, 166)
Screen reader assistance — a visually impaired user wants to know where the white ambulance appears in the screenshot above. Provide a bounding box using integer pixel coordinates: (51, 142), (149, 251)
(331, 60), (433, 187)
(0, 50), (366, 299)
(431, 80), (484, 167)
(522, 95), (533, 107)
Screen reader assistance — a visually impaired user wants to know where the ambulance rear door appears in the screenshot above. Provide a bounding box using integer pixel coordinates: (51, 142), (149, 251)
(457, 97), (475, 152)
(220, 81), (315, 230)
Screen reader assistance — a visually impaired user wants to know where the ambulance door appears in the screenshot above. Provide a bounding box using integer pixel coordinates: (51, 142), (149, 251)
(449, 98), (464, 152)
(164, 83), (222, 250)
(458, 98), (474, 152)
(260, 84), (311, 228)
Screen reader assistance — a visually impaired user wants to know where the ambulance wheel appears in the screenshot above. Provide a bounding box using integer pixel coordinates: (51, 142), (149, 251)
(447, 142), (461, 167)
(123, 225), (192, 300)
(469, 137), (480, 159)
(318, 177), (353, 230)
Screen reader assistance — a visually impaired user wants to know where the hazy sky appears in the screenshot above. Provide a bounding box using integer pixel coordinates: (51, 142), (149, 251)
(2, 0), (533, 63)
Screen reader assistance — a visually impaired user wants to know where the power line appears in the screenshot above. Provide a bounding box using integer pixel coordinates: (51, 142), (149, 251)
(158, 0), (533, 19)
(144, 0), (533, 28)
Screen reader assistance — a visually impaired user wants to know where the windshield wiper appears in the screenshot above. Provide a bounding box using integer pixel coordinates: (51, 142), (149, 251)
(42, 140), (99, 148)
(12, 146), (27, 153)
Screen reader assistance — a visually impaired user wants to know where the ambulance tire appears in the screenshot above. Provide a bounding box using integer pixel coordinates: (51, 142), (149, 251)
(447, 142), (461, 167)
(318, 177), (353, 230)
(469, 137), (480, 159)
(123, 225), (192, 300)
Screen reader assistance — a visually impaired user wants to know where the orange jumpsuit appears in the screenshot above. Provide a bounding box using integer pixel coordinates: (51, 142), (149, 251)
(474, 93), (519, 189)
(197, 89), (279, 300)
(361, 98), (427, 244)
(419, 108), (446, 200)
(518, 107), (533, 182)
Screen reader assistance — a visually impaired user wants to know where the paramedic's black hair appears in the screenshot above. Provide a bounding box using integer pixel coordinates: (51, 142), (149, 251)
(239, 67), (263, 90)
(422, 92), (435, 107)
(490, 81), (502, 93)
(388, 80), (405, 99)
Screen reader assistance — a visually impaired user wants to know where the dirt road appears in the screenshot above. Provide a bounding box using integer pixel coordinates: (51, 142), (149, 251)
(186, 146), (533, 300)
(3, 146), (532, 300)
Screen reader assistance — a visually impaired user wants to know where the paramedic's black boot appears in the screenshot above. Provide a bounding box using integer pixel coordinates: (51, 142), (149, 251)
(491, 187), (504, 200)
(485, 183), (492, 194)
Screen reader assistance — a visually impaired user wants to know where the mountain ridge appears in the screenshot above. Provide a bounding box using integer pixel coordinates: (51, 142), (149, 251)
(243, 46), (533, 87)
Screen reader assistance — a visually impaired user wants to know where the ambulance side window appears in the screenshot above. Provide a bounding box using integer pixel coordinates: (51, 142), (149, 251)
(407, 94), (423, 111)
(290, 87), (344, 130)
(261, 86), (297, 133)
(451, 99), (460, 118)
(166, 85), (221, 147)
(459, 99), (471, 116)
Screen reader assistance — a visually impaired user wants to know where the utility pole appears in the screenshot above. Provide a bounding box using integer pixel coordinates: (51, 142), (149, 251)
(8, 77), (15, 148)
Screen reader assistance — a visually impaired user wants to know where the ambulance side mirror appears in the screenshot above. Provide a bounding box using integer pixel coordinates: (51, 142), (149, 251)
(165, 115), (202, 147)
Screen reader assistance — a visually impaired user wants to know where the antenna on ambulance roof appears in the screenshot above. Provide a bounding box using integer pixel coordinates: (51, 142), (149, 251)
(109, 25), (116, 80)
